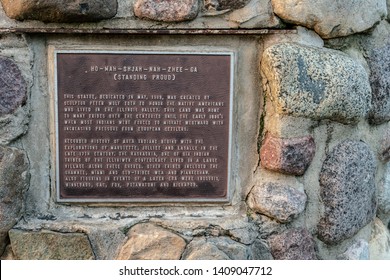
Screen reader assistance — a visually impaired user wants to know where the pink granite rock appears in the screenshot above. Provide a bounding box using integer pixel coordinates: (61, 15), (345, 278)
(260, 134), (315, 175)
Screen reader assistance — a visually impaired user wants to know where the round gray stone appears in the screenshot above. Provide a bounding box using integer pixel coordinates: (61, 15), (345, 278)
(0, 56), (27, 116)
(247, 182), (307, 223)
(318, 140), (376, 245)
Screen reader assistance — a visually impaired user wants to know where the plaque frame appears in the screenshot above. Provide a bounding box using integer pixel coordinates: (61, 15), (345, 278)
(52, 49), (235, 203)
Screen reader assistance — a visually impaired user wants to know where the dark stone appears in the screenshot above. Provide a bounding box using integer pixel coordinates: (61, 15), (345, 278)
(268, 228), (317, 260)
(260, 133), (315, 175)
(0, 146), (29, 255)
(250, 239), (273, 260)
(367, 41), (390, 124)
(0, 56), (27, 116)
(0, 0), (117, 22)
(318, 140), (376, 245)
(134, 0), (199, 22)
(204, 0), (250, 11)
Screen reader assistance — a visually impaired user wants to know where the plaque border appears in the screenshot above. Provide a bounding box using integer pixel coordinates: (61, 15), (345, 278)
(52, 49), (234, 203)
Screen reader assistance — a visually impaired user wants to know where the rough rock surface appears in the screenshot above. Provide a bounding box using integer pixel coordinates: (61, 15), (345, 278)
(0, 244), (15, 260)
(250, 239), (274, 259)
(84, 227), (126, 260)
(337, 239), (370, 260)
(318, 140), (377, 245)
(134, 0), (199, 22)
(271, 0), (387, 39)
(0, 106), (30, 145)
(380, 129), (390, 161)
(366, 40), (390, 124)
(261, 43), (371, 124)
(0, 0), (117, 22)
(260, 134), (315, 175)
(182, 237), (249, 260)
(227, 0), (281, 28)
(247, 182), (307, 223)
(268, 228), (317, 260)
(0, 56), (26, 115)
(369, 218), (390, 259)
(378, 163), (390, 214)
(9, 229), (95, 260)
(204, 0), (250, 11)
(117, 223), (186, 260)
(0, 146), (29, 255)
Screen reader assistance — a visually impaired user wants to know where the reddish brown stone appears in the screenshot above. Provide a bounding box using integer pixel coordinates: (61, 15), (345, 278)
(268, 228), (317, 260)
(0, 0), (117, 22)
(134, 0), (199, 22)
(260, 134), (315, 175)
(0, 56), (26, 116)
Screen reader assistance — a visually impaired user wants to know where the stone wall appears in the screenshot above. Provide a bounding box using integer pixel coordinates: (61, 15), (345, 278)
(0, 0), (389, 260)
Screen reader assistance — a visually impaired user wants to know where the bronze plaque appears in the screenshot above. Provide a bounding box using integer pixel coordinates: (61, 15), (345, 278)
(55, 51), (233, 202)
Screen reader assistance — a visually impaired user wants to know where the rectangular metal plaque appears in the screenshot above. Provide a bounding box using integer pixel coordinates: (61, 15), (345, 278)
(54, 50), (233, 202)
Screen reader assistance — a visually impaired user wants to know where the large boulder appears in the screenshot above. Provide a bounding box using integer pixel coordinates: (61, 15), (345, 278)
(261, 43), (371, 124)
(271, 0), (387, 39)
(0, 0), (117, 22)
